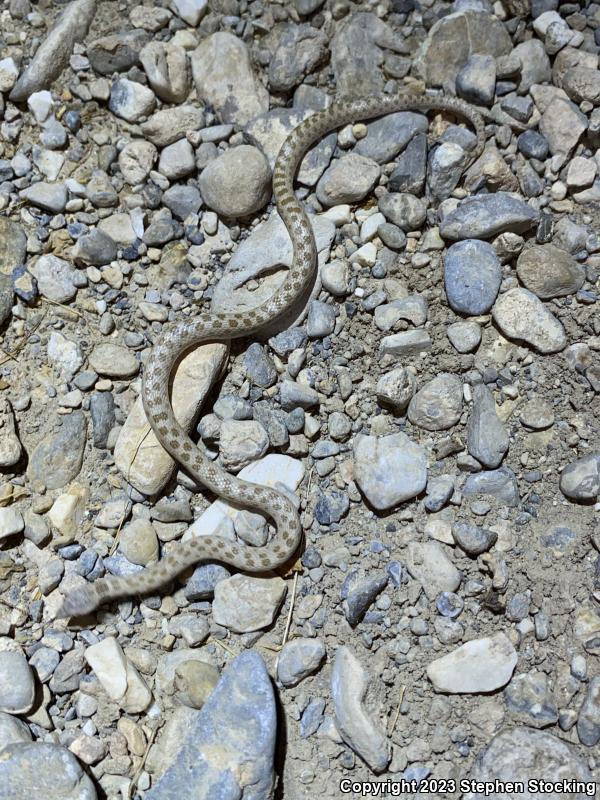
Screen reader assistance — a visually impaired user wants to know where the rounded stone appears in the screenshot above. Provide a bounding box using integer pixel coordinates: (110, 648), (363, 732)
(316, 153), (381, 206)
(0, 651), (35, 714)
(492, 288), (567, 354)
(516, 244), (585, 300)
(353, 432), (427, 511)
(408, 373), (463, 431)
(444, 239), (501, 315)
(199, 145), (271, 218)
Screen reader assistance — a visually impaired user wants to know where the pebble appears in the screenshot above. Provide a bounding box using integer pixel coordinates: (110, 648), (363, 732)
(316, 154), (381, 206)
(89, 343), (139, 378)
(516, 244), (585, 299)
(462, 466), (520, 507)
(87, 29), (149, 75)
(376, 367), (416, 413)
(560, 454), (600, 502)
(379, 192), (426, 231)
(406, 541), (461, 600)
(452, 521), (498, 556)
(440, 192), (539, 241)
(212, 575), (287, 633)
(492, 288), (567, 354)
(170, 0), (208, 26)
(0, 742), (97, 799)
(140, 42), (190, 104)
(199, 145), (271, 218)
(353, 432), (427, 511)
(504, 671), (559, 728)
(444, 239), (501, 314)
(146, 651), (275, 800)
(269, 25), (328, 93)
(108, 78), (156, 123)
(355, 112), (428, 163)
(342, 571), (388, 626)
(467, 384), (509, 468)
(28, 412), (87, 490)
(277, 638), (326, 687)
(447, 321), (481, 353)
(19, 182), (67, 214)
(427, 633), (517, 693)
(0, 651), (35, 714)
(331, 646), (390, 773)
(408, 373), (463, 431)
(577, 676), (600, 746)
(141, 105), (205, 148)
(85, 637), (151, 713)
(0, 399), (22, 467)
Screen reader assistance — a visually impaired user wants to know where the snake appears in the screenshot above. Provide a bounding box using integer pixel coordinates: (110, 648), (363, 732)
(57, 94), (485, 617)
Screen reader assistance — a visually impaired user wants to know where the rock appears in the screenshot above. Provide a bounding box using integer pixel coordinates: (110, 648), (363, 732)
(577, 676), (600, 746)
(141, 105), (205, 148)
(463, 467), (520, 507)
(440, 192), (539, 241)
(376, 367), (416, 413)
(307, 300), (336, 338)
(456, 53), (496, 105)
(331, 646), (390, 773)
(87, 30), (149, 75)
(379, 192), (426, 231)
(89, 343), (138, 378)
(0, 742), (97, 800)
(277, 638), (326, 687)
(467, 384), (509, 468)
(115, 344), (228, 495)
(170, 0), (208, 26)
(219, 419), (269, 472)
(388, 134), (427, 196)
(108, 78), (156, 123)
(492, 288), (567, 354)
(353, 432), (427, 510)
(19, 182), (67, 214)
(191, 33), (269, 126)
(562, 66), (600, 105)
(9, 0), (96, 102)
(380, 329), (432, 357)
(427, 633), (517, 693)
(447, 321), (481, 353)
(560, 454), (600, 502)
(163, 184), (202, 220)
(72, 229), (117, 267)
(0, 218), (26, 276)
(316, 154), (381, 206)
(212, 575), (287, 633)
(146, 651), (276, 800)
(269, 24), (328, 92)
(414, 10), (512, 90)
(452, 521), (497, 556)
(0, 711), (31, 751)
(516, 244), (585, 299)
(538, 97), (587, 157)
(119, 518), (159, 566)
(199, 145), (271, 218)
(85, 637), (151, 713)
(444, 239), (501, 314)
(28, 412), (87, 490)
(140, 42), (190, 104)
(0, 58), (18, 93)
(0, 399), (22, 466)
(355, 113), (428, 164)
(408, 373), (463, 431)
(406, 541), (461, 600)
(0, 507), (24, 539)
(158, 138), (195, 181)
(504, 671), (559, 729)
(0, 651), (35, 714)
(119, 140), (157, 185)
(513, 38), (551, 92)
(343, 571), (388, 626)
(464, 728), (593, 800)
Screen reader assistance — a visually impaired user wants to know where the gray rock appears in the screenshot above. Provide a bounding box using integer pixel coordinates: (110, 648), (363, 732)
(162, 185), (202, 221)
(90, 392), (115, 449)
(425, 475), (454, 513)
(87, 29), (149, 75)
(29, 254), (77, 303)
(464, 728), (593, 800)
(428, 142), (469, 200)
(140, 42), (190, 105)
(315, 490), (349, 525)
(380, 329), (432, 357)
(19, 182), (67, 213)
(492, 288), (567, 354)
(170, 0), (208, 26)
(269, 24), (328, 93)
(277, 638), (325, 687)
(316, 154), (381, 207)
(353, 432), (427, 510)
(0, 652), (34, 714)
(447, 320), (481, 353)
(452, 521), (497, 556)
(72, 229), (117, 267)
(184, 563), (230, 600)
(516, 244), (585, 299)
(577, 676), (600, 746)
(331, 646), (390, 773)
(9, 0), (96, 102)
(504, 671), (559, 728)
(307, 300), (336, 338)
(539, 97), (587, 157)
(0, 742), (97, 800)
(199, 145), (271, 218)
(444, 239), (501, 314)
(158, 138), (195, 181)
(0, 218), (27, 275)
(462, 467), (519, 507)
(456, 53), (496, 105)
(343, 571), (388, 626)
(388, 133), (427, 195)
(141, 105), (205, 148)
(440, 192), (539, 241)
(108, 78), (156, 123)
(146, 651), (276, 800)
(191, 32), (269, 126)
(427, 633), (517, 693)
(376, 367), (416, 413)
(560, 454), (600, 502)
(27, 411), (87, 490)
(355, 112), (428, 164)
(406, 541), (461, 600)
(280, 380), (318, 411)
(379, 192), (426, 231)
(0, 711), (31, 752)
(467, 384), (508, 468)
(408, 373), (463, 431)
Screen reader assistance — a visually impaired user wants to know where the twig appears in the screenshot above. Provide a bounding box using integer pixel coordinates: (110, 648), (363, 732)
(281, 571), (298, 648)
(0, 310), (46, 367)
(209, 637), (237, 657)
(127, 723), (159, 800)
(389, 685), (405, 736)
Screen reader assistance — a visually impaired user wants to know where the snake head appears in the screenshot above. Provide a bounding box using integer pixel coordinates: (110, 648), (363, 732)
(56, 585), (99, 618)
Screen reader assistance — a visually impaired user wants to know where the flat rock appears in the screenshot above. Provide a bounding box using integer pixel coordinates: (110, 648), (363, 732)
(146, 651), (276, 800)
(427, 633), (517, 693)
(492, 288), (567, 354)
(0, 218), (26, 276)
(330, 646), (390, 773)
(408, 373), (463, 431)
(212, 575), (287, 633)
(560, 454), (600, 502)
(467, 384), (509, 469)
(353, 432), (427, 510)
(277, 638), (326, 687)
(440, 192), (539, 241)
(0, 651), (34, 714)
(28, 412), (87, 490)
(114, 344), (228, 495)
(462, 467), (520, 507)
(406, 541), (461, 600)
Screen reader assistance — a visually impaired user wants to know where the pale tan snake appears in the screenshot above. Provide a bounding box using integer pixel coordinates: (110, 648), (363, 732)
(57, 94), (485, 617)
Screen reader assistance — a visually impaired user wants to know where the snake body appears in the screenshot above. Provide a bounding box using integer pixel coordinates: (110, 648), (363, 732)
(58, 94), (485, 617)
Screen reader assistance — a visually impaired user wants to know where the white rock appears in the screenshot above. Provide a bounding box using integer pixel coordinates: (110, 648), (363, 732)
(427, 633), (517, 693)
(27, 90), (54, 123)
(0, 58), (18, 93)
(47, 485), (89, 539)
(492, 288), (567, 354)
(171, 0), (208, 25)
(0, 507), (24, 539)
(85, 637), (152, 713)
(212, 575), (287, 633)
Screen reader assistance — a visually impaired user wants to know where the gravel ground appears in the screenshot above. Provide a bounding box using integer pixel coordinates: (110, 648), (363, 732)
(0, 0), (600, 798)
